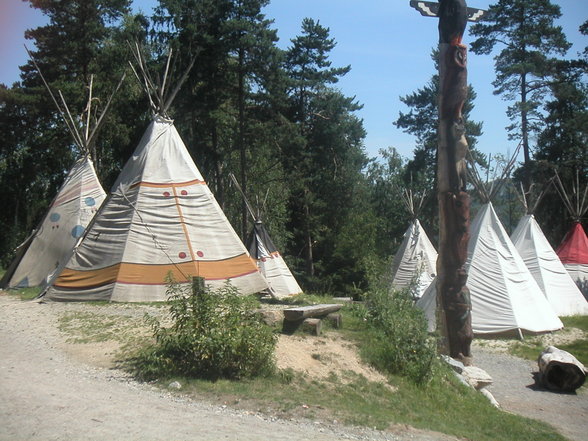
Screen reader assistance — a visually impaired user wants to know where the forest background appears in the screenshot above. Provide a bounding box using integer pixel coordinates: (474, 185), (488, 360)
(0, 0), (586, 296)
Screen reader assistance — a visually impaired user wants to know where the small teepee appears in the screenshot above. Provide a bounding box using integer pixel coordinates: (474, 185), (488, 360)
(511, 182), (588, 316)
(417, 152), (562, 335)
(554, 171), (588, 286)
(43, 47), (268, 302)
(389, 187), (437, 299)
(230, 174), (302, 298)
(0, 58), (117, 289)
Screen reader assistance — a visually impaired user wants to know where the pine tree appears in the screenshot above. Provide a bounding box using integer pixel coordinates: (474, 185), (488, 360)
(469, 0), (571, 191)
(283, 18), (367, 291)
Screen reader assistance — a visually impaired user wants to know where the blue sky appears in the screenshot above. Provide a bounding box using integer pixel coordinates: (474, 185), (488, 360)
(1, 0), (586, 160)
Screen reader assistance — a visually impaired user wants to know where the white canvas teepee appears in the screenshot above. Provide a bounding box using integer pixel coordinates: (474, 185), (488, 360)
(44, 48), (268, 302)
(417, 153), (562, 335)
(390, 188), (437, 298)
(0, 156), (105, 289)
(248, 221), (303, 298)
(417, 203), (563, 334)
(229, 173), (303, 299)
(0, 60), (116, 289)
(511, 214), (588, 316)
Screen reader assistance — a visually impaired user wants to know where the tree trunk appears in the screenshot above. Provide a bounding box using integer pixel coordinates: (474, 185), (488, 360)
(436, 0), (473, 365)
(521, 72), (531, 193)
(303, 190), (314, 276)
(238, 45), (247, 240)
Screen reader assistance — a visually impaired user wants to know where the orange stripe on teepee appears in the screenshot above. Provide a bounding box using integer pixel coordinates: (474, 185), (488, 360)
(131, 179), (206, 189)
(172, 186), (196, 260)
(53, 255), (259, 289)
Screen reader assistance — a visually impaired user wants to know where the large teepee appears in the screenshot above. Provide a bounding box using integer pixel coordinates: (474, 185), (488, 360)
(510, 183), (588, 315)
(44, 48), (268, 302)
(230, 174), (302, 298)
(554, 172), (588, 286)
(0, 61), (118, 289)
(389, 188), (437, 299)
(417, 155), (563, 335)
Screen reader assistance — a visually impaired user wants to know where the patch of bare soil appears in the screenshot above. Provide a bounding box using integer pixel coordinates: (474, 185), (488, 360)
(276, 334), (392, 386)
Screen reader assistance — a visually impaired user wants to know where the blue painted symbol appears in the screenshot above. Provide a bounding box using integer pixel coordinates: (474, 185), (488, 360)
(50, 213), (61, 222)
(71, 225), (85, 238)
(85, 197), (96, 207)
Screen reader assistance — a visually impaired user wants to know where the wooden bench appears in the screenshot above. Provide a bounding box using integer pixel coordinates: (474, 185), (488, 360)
(282, 304), (343, 335)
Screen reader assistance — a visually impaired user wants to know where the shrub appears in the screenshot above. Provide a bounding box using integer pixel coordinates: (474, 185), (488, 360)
(355, 286), (438, 385)
(132, 278), (277, 381)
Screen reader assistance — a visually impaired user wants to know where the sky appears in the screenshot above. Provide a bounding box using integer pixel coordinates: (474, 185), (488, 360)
(1, 0), (587, 160)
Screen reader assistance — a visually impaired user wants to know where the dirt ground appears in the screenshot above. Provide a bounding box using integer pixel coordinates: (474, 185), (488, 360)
(1, 292), (587, 440)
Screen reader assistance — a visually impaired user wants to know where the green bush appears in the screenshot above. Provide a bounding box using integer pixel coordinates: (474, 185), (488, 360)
(355, 287), (438, 385)
(132, 278), (277, 381)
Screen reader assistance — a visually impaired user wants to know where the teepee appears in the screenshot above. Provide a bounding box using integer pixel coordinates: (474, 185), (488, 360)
(389, 187), (437, 299)
(0, 59), (117, 289)
(417, 153), (563, 335)
(554, 171), (588, 286)
(510, 183), (588, 316)
(230, 174), (302, 298)
(43, 47), (268, 302)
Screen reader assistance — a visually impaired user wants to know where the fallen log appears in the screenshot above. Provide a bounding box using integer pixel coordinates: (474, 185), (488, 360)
(283, 304), (342, 321)
(538, 346), (587, 392)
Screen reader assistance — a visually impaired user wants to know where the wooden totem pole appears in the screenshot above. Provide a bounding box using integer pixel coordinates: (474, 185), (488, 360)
(410, 0), (488, 364)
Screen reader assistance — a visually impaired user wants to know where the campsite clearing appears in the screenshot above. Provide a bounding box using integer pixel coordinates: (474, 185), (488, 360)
(1, 292), (586, 441)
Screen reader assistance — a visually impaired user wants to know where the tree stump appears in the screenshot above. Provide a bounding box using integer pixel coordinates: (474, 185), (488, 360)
(325, 313), (342, 329)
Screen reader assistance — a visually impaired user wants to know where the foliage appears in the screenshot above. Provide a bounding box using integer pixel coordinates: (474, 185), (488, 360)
(352, 285), (438, 385)
(470, 0), (572, 187)
(130, 279), (277, 381)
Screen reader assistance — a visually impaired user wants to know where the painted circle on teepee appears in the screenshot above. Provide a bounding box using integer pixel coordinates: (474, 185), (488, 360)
(178, 252), (187, 259)
(197, 251), (204, 257)
(84, 196), (96, 206)
(71, 225), (85, 238)
(50, 213), (60, 222)
(181, 190), (188, 196)
(261, 257), (267, 262)
(163, 191), (171, 197)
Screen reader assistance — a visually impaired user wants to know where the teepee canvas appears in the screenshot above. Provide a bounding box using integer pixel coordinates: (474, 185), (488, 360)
(556, 223), (588, 284)
(44, 48), (267, 302)
(417, 203), (563, 334)
(0, 156), (105, 289)
(554, 172), (588, 285)
(390, 220), (437, 298)
(248, 221), (303, 298)
(0, 58), (115, 289)
(511, 214), (588, 316)
(230, 173), (302, 298)
(390, 188), (437, 298)
(417, 154), (562, 335)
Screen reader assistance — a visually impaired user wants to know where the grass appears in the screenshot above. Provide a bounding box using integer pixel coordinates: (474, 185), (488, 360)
(150, 360), (565, 441)
(8, 291), (569, 441)
(58, 310), (151, 345)
(509, 315), (588, 367)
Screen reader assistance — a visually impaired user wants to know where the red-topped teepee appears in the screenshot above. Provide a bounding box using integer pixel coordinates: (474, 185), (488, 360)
(556, 222), (588, 284)
(554, 171), (588, 285)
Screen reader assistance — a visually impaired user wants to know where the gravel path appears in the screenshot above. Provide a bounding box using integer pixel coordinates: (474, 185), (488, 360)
(472, 343), (588, 441)
(0, 294), (457, 441)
